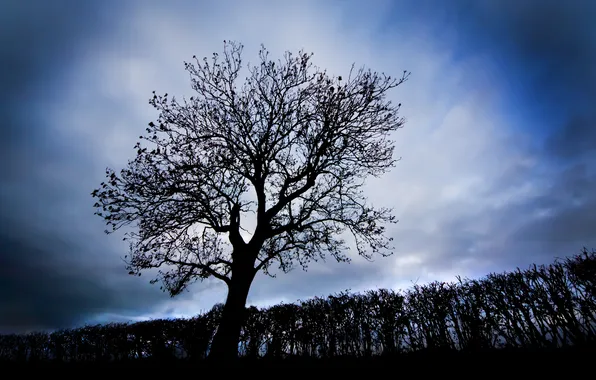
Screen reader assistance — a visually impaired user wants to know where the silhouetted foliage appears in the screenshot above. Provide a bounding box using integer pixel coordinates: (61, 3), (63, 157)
(91, 40), (408, 358)
(2, 248), (595, 367)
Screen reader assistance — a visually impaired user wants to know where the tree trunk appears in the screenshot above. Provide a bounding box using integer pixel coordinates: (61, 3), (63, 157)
(208, 267), (255, 360)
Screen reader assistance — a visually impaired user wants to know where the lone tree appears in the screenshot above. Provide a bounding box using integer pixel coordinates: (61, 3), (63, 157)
(92, 41), (409, 359)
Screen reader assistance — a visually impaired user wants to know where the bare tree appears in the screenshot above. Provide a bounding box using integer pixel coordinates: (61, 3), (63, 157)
(92, 41), (409, 359)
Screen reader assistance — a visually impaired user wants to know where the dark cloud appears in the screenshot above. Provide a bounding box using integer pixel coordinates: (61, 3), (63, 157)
(400, 0), (596, 150)
(510, 162), (596, 243)
(482, 0), (596, 258)
(459, 0), (596, 157)
(447, 0), (596, 256)
(1, 1), (111, 154)
(0, 0), (171, 334)
(545, 112), (596, 161)
(0, 229), (107, 332)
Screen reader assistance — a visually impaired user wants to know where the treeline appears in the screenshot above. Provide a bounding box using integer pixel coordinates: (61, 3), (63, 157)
(1, 248), (595, 363)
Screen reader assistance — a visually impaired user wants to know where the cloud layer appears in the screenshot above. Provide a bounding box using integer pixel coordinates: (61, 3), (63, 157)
(1, 0), (594, 333)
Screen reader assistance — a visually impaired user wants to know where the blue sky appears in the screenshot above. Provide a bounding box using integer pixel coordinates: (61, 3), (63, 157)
(1, 0), (595, 333)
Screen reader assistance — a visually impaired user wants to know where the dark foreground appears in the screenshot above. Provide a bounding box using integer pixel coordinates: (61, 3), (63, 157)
(2, 344), (593, 372)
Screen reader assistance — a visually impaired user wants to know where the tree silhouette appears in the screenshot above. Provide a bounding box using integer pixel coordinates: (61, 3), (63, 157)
(92, 40), (409, 360)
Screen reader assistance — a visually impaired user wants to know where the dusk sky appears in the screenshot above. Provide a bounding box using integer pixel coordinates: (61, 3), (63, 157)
(1, 0), (595, 334)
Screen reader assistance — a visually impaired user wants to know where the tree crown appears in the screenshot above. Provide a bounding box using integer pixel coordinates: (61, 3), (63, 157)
(92, 41), (409, 296)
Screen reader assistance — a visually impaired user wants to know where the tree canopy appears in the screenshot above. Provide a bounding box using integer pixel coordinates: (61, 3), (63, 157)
(92, 41), (408, 298)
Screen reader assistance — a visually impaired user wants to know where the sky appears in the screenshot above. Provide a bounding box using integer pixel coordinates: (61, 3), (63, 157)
(1, 0), (595, 334)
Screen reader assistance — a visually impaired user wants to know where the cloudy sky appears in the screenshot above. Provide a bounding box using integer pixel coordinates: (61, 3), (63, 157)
(1, 0), (595, 334)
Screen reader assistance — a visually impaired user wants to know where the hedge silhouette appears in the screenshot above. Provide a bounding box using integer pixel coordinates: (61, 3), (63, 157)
(1, 248), (594, 363)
